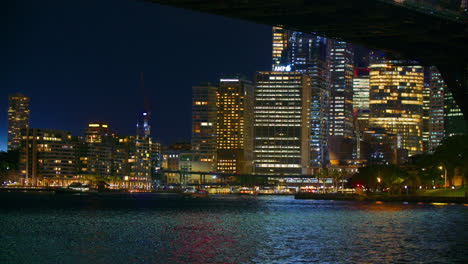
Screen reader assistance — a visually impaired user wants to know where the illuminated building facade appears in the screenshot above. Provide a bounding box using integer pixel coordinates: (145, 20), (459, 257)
(8, 93), (29, 151)
(271, 28), (329, 168)
(132, 97), (154, 189)
(352, 68), (370, 160)
(216, 78), (254, 174)
(422, 66), (446, 153)
(369, 62), (424, 157)
(427, 67), (445, 152)
(84, 123), (113, 177)
(253, 72), (311, 176)
(272, 26), (290, 70)
(352, 69), (370, 116)
(191, 82), (217, 170)
(444, 87), (468, 137)
(328, 40), (355, 163)
(19, 128), (77, 186)
(422, 68), (431, 152)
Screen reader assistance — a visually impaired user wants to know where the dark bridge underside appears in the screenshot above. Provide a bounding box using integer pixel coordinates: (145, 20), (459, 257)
(147, 0), (468, 120)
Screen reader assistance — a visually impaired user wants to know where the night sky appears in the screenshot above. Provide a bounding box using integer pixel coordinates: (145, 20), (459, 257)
(2, 0), (272, 151)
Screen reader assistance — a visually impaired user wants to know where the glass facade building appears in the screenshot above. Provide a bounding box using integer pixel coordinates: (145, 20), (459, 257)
(272, 27), (329, 168)
(369, 62), (424, 157)
(427, 66), (445, 152)
(253, 72), (310, 176)
(327, 40), (354, 163)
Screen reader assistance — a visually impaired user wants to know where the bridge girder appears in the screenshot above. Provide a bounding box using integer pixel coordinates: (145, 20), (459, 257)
(148, 0), (468, 120)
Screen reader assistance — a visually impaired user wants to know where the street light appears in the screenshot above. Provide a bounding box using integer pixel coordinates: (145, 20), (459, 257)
(439, 165), (447, 188)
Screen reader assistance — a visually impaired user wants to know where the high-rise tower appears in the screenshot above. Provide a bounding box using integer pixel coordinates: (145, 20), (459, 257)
(427, 66), (445, 152)
(369, 62), (424, 157)
(191, 82), (217, 168)
(253, 72), (311, 176)
(272, 26), (290, 70)
(134, 73), (152, 188)
(327, 40), (354, 164)
(216, 77), (254, 174)
(272, 28), (330, 168)
(7, 93), (29, 151)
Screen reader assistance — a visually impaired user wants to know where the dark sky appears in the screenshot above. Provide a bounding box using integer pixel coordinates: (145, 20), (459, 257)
(2, 0), (272, 150)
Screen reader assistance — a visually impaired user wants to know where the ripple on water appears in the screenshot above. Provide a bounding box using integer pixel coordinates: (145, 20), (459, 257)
(0, 195), (467, 263)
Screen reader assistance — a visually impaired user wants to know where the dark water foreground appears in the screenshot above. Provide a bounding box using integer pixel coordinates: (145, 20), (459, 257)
(0, 192), (467, 263)
(295, 192), (468, 203)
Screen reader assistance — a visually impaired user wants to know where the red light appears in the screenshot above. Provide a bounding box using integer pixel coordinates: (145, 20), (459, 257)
(357, 184), (360, 188)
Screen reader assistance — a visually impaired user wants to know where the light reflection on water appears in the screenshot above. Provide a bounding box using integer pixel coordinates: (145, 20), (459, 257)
(0, 195), (467, 263)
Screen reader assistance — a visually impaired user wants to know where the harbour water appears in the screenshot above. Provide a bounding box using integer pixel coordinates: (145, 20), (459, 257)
(0, 193), (467, 263)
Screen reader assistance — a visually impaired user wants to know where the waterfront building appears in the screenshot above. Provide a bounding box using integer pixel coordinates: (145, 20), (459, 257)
(191, 82), (217, 170)
(161, 150), (180, 184)
(7, 93), (29, 151)
(253, 71), (311, 176)
(84, 123), (113, 177)
(83, 123), (132, 185)
(19, 128), (77, 186)
(216, 77), (254, 174)
(369, 62), (424, 157)
(327, 39), (355, 164)
(179, 152), (216, 184)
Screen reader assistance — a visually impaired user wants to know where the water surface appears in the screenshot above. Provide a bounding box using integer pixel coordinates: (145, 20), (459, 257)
(0, 194), (467, 263)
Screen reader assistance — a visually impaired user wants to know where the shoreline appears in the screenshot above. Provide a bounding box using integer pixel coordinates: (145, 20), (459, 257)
(294, 192), (468, 204)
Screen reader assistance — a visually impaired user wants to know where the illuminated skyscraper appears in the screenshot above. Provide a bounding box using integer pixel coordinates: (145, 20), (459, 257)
(422, 68), (431, 152)
(369, 62), (424, 157)
(327, 40), (354, 163)
(191, 82), (217, 168)
(216, 77), (254, 174)
(353, 68), (370, 161)
(427, 67), (445, 152)
(253, 72), (310, 176)
(444, 87), (468, 137)
(271, 28), (329, 168)
(272, 26), (290, 70)
(422, 66), (446, 153)
(352, 68), (370, 116)
(7, 93), (29, 151)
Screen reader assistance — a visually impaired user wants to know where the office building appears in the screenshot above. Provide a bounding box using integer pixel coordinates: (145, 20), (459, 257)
(369, 62), (424, 157)
(353, 68), (370, 116)
(191, 82), (217, 170)
(443, 66), (468, 137)
(253, 71), (310, 176)
(84, 123), (114, 177)
(327, 40), (355, 163)
(216, 77), (254, 174)
(272, 26), (290, 70)
(7, 93), (29, 151)
(272, 28), (330, 168)
(428, 67), (445, 151)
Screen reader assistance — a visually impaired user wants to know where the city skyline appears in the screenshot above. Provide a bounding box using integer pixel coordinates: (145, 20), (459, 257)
(2, 0), (272, 150)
